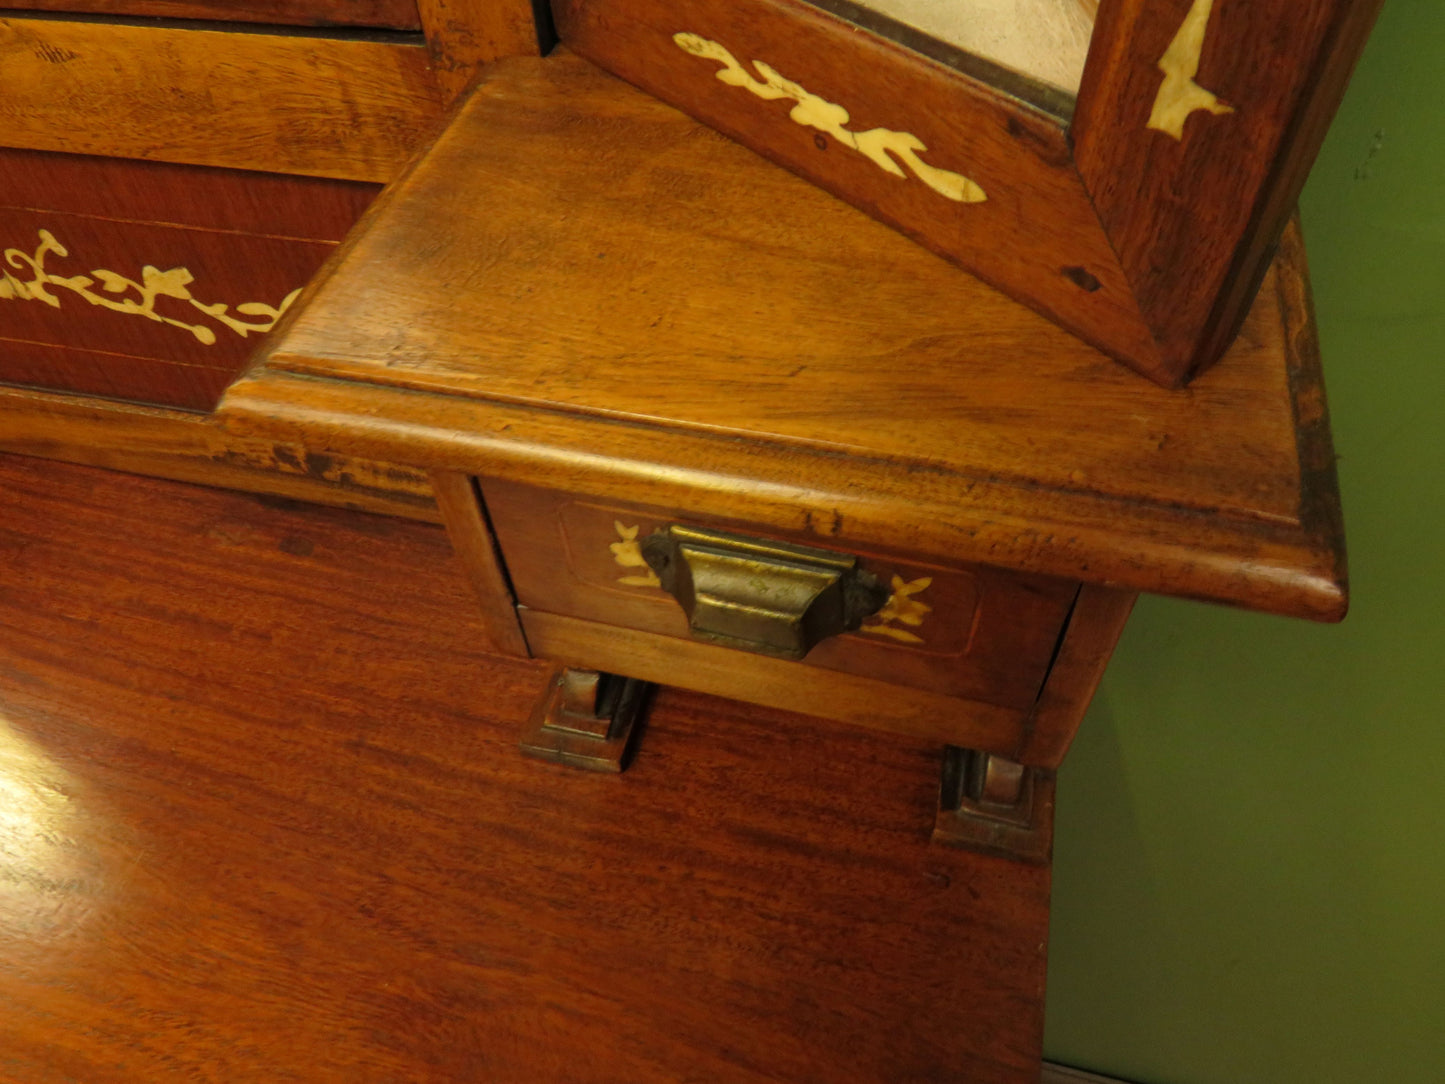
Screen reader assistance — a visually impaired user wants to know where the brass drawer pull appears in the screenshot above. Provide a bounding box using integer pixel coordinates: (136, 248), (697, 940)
(640, 525), (889, 660)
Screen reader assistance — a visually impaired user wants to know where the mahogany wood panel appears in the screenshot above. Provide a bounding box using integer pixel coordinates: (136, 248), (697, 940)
(2, 0), (423, 28)
(0, 148), (379, 240)
(1, 208), (330, 407)
(432, 469), (531, 656)
(0, 339), (234, 411)
(416, 0), (543, 99)
(484, 476), (1077, 710)
(1075, 0), (1385, 381)
(0, 151), (378, 409)
(221, 56), (1346, 620)
(552, 3), (1167, 379)
(0, 452), (1051, 1082)
(521, 608), (1030, 756)
(0, 18), (443, 181)
(0, 385), (440, 521)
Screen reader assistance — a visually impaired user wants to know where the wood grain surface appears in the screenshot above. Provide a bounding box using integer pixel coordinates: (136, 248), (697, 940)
(484, 476), (1078, 711)
(0, 148), (379, 241)
(553, 2), (1167, 377)
(416, 0), (543, 98)
(0, 451), (1051, 1082)
(1, 0), (423, 28)
(0, 385), (440, 521)
(0, 17), (443, 180)
(222, 54), (1346, 621)
(1074, 0), (1385, 380)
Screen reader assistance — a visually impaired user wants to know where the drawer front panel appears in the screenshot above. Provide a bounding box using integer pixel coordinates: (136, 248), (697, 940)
(0, 150), (377, 410)
(484, 478), (1078, 711)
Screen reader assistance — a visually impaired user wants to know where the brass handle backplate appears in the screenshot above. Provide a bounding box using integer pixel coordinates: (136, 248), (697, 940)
(640, 525), (889, 660)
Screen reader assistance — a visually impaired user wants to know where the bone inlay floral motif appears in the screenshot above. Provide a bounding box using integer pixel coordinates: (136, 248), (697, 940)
(860, 574), (933, 644)
(1148, 0), (1234, 139)
(673, 32), (986, 204)
(611, 522), (662, 588)
(1, 229), (301, 345)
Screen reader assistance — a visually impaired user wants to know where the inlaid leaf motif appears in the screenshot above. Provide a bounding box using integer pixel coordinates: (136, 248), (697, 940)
(141, 265), (196, 300)
(92, 269), (131, 293)
(673, 33), (986, 204)
(861, 574), (934, 644)
(610, 521), (661, 588)
(0, 229), (299, 344)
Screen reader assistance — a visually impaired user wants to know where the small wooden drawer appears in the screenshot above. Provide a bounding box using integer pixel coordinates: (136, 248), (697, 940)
(483, 477), (1079, 718)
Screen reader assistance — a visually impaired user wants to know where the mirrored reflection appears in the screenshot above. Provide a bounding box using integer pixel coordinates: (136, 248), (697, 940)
(820, 0), (1098, 95)
(0, 713), (102, 943)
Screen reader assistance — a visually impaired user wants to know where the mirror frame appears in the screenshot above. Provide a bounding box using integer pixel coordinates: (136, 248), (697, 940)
(551, 0), (1383, 386)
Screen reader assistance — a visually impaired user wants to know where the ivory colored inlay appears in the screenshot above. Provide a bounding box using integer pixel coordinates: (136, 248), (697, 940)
(1147, 0), (1234, 139)
(610, 521), (662, 588)
(1, 228), (300, 345)
(673, 32), (986, 204)
(860, 574), (933, 644)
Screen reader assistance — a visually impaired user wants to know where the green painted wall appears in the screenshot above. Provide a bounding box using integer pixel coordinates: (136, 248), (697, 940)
(1043, 2), (1445, 1080)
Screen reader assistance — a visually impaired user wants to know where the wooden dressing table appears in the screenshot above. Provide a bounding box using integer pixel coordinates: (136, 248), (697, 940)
(211, 51), (1346, 1078)
(3, 2), (1360, 1078)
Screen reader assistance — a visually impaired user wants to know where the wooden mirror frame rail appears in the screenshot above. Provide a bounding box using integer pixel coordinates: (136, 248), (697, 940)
(551, 0), (1383, 387)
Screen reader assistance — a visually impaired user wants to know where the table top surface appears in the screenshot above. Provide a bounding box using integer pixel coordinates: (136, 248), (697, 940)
(222, 52), (1346, 621)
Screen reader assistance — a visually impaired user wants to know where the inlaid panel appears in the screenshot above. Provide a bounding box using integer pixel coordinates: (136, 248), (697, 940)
(0, 150), (377, 410)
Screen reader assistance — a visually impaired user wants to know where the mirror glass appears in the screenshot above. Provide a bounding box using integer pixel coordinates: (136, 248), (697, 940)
(812, 0), (1099, 98)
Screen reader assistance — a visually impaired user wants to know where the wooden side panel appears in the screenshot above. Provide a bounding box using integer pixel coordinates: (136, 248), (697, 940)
(0, 18), (443, 181)
(0, 340), (234, 411)
(1074, 0), (1384, 380)
(1, 152), (378, 410)
(3, 0), (423, 28)
(553, 1), (1167, 377)
(217, 61), (1346, 623)
(416, 0), (543, 99)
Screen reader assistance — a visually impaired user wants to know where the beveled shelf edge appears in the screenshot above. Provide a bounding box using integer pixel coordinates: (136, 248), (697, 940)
(217, 366), (1345, 626)
(0, 384), (441, 523)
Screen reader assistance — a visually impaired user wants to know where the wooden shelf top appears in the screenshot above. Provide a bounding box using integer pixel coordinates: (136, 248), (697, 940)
(221, 52), (1346, 620)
